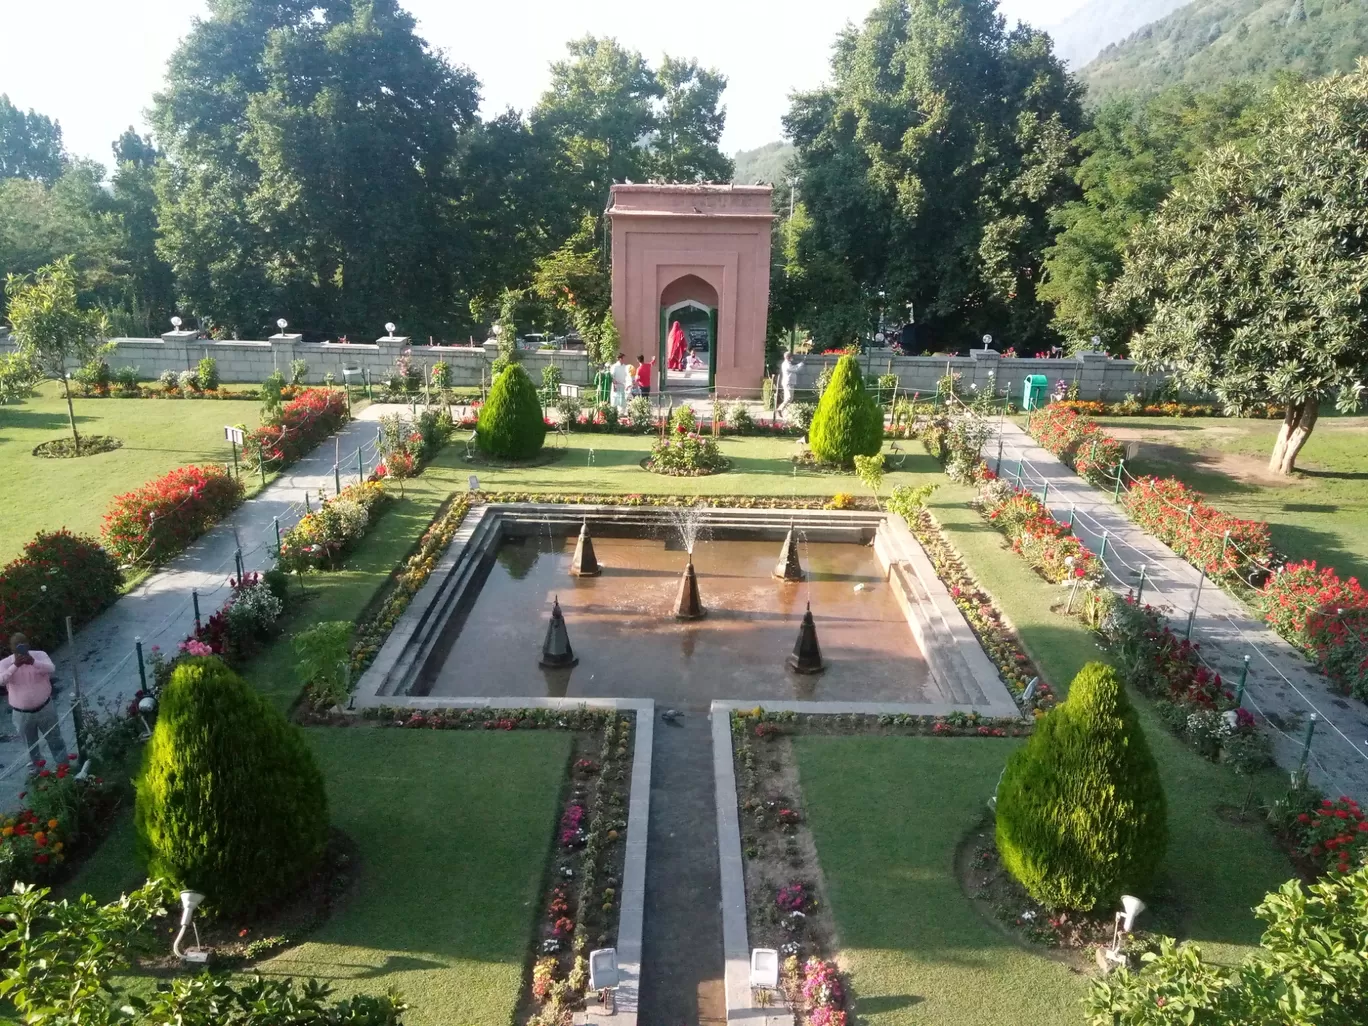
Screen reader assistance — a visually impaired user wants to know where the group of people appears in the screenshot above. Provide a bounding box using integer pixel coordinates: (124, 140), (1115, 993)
(602, 319), (706, 411)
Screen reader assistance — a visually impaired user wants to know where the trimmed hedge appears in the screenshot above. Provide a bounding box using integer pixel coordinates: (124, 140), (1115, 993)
(135, 656), (328, 915)
(996, 661), (1167, 911)
(101, 464), (244, 565)
(477, 363), (547, 459)
(0, 530), (122, 656)
(808, 355), (883, 466)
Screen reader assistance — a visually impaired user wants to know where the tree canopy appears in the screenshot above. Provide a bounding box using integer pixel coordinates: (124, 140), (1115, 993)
(0, 94), (64, 184)
(1109, 62), (1368, 473)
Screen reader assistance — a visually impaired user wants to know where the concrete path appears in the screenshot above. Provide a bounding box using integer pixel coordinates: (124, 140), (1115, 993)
(0, 403), (418, 799)
(992, 420), (1368, 801)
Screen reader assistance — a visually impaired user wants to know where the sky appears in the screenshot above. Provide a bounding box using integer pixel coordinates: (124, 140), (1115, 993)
(1, 0), (1090, 168)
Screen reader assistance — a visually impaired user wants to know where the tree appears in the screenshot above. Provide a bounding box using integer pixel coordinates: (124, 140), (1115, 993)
(807, 355), (883, 465)
(153, 0), (483, 339)
(995, 662), (1167, 912)
(782, 0), (1084, 351)
(476, 362), (547, 459)
(135, 656), (329, 916)
(0, 881), (407, 1025)
(531, 213), (612, 358)
(0, 95), (64, 184)
(109, 128), (175, 332)
(1084, 863), (1368, 1025)
(653, 57), (733, 182)
(5, 258), (109, 453)
(1108, 65), (1368, 474)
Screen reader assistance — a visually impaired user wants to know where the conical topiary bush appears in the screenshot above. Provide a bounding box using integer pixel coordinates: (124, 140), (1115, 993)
(808, 355), (883, 466)
(134, 656), (328, 915)
(995, 661), (1167, 911)
(477, 362), (547, 460)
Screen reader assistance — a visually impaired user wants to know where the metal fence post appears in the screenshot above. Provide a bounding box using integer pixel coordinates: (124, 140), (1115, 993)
(1235, 654), (1250, 705)
(1186, 569), (1206, 638)
(192, 589), (201, 632)
(135, 637), (147, 692)
(1135, 565), (1147, 604)
(1299, 714), (1318, 773)
(1113, 458), (1125, 502)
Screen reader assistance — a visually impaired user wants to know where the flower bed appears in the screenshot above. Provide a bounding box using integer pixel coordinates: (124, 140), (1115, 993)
(976, 480), (1104, 585)
(101, 464), (245, 565)
(182, 570), (288, 667)
(644, 431), (729, 476)
(243, 388), (349, 470)
(278, 480), (389, 572)
(1121, 475), (1273, 582)
(1027, 404), (1123, 486)
(0, 530), (122, 654)
(1290, 796), (1368, 876)
(0, 758), (117, 892)
(1258, 561), (1368, 701)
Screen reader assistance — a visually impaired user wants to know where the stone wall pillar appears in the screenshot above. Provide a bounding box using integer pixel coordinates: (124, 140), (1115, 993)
(160, 329), (198, 373)
(268, 332), (302, 377)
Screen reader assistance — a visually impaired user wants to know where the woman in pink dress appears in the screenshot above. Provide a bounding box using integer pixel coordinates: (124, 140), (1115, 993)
(667, 321), (687, 371)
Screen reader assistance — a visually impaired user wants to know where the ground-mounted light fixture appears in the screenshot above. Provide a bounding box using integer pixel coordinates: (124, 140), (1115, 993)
(588, 947), (618, 1013)
(1103, 894), (1146, 966)
(173, 890), (209, 963)
(137, 695), (157, 741)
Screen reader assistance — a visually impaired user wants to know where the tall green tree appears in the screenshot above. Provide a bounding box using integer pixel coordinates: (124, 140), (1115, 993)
(783, 0), (1084, 351)
(153, 0), (483, 339)
(1109, 63), (1368, 474)
(109, 128), (175, 332)
(0, 95), (64, 184)
(1040, 85), (1264, 350)
(5, 257), (109, 452)
(653, 57), (733, 183)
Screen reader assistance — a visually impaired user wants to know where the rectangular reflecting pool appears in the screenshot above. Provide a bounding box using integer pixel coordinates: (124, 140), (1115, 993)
(419, 535), (932, 704)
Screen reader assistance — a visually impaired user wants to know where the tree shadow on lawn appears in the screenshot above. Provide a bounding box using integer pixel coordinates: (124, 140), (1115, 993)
(0, 409), (98, 435)
(1271, 521), (1368, 583)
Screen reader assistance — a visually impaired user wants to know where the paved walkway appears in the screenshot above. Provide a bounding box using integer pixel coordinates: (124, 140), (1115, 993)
(0, 404), (416, 801)
(992, 421), (1368, 801)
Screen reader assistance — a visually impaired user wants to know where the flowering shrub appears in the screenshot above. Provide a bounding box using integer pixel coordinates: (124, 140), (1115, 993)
(243, 388), (349, 469)
(776, 883), (807, 911)
(1122, 475), (1273, 582)
(1294, 797), (1368, 875)
(102, 464), (244, 564)
(1258, 561), (1368, 700)
(977, 481), (1103, 585)
(646, 432), (728, 475)
(0, 758), (115, 891)
(0, 530), (122, 653)
(1028, 404), (1123, 486)
(278, 480), (389, 572)
(183, 572), (285, 665)
(801, 958), (846, 1021)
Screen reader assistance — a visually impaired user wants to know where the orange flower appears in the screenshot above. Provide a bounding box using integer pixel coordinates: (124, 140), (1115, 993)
(46, 819), (58, 830)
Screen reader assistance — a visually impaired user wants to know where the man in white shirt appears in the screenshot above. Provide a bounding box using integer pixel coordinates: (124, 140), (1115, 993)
(778, 352), (805, 413)
(609, 353), (629, 411)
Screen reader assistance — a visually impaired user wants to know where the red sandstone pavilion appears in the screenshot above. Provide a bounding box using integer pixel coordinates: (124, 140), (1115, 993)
(607, 183), (774, 395)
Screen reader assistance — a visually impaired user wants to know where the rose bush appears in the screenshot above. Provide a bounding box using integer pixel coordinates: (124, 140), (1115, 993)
(101, 464), (244, 564)
(243, 388), (348, 470)
(977, 481), (1103, 585)
(1028, 404), (1124, 486)
(1121, 475), (1272, 582)
(0, 530), (121, 653)
(646, 431), (728, 475)
(1258, 561), (1368, 700)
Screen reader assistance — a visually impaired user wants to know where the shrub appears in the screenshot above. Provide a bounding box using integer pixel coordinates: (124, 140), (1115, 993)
(430, 360), (451, 389)
(185, 572), (285, 665)
(278, 480), (389, 572)
(0, 761), (115, 889)
(788, 401), (817, 431)
(289, 358), (309, 385)
(626, 395), (652, 427)
(1122, 475), (1272, 582)
(647, 432), (727, 475)
(294, 621), (354, 710)
(724, 401), (755, 433)
(670, 402), (697, 434)
(102, 465), (244, 564)
(135, 656), (328, 915)
(477, 362), (547, 459)
(176, 368), (198, 393)
(995, 662), (1167, 911)
(243, 388), (348, 469)
(157, 369), (177, 393)
(74, 359), (111, 396)
(0, 530), (121, 653)
(113, 366), (139, 394)
(195, 356), (219, 391)
(808, 356), (883, 466)
(1259, 561), (1368, 700)
(977, 480), (1103, 584)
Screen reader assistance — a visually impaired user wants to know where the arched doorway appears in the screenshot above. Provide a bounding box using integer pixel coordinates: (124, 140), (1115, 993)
(659, 274), (720, 392)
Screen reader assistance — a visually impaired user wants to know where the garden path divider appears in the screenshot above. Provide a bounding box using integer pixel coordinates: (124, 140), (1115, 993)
(991, 419), (1368, 802)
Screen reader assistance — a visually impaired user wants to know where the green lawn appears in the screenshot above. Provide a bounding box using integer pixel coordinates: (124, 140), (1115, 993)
(1092, 413), (1368, 583)
(0, 382), (264, 562)
(63, 729), (569, 1026)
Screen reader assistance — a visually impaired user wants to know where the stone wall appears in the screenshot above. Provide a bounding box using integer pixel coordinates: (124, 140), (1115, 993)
(787, 350), (1169, 402)
(0, 330), (592, 387)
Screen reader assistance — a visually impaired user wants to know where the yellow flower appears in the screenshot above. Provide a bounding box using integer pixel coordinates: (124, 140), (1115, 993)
(54, 842), (63, 852)
(1, 827), (12, 838)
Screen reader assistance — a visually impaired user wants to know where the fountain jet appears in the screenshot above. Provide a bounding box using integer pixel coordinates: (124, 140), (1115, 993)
(570, 520), (601, 577)
(787, 602), (825, 675)
(539, 596), (579, 668)
(773, 525), (805, 582)
(674, 561), (706, 620)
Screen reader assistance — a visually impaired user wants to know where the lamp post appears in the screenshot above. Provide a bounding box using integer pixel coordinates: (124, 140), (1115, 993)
(277, 318), (287, 333)
(170, 315), (182, 330)
(173, 890), (209, 963)
(385, 321), (396, 338)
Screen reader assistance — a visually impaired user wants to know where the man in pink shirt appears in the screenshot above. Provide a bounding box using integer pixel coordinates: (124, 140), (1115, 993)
(0, 634), (69, 766)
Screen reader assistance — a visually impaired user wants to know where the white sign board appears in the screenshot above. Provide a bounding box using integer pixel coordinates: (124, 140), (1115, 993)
(223, 426), (245, 445)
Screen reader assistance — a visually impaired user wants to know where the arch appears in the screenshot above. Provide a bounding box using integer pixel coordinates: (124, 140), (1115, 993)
(660, 273), (719, 311)
(659, 275), (721, 390)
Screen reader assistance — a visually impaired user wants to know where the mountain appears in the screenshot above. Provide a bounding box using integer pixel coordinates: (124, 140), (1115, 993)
(731, 141), (795, 186)
(1079, 0), (1368, 100)
(1045, 0), (1194, 69)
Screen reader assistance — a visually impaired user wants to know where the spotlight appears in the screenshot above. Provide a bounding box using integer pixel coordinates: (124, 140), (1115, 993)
(173, 890), (209, 963)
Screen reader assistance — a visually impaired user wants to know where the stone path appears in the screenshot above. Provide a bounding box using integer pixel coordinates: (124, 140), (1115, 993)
(638, 706), (726, 1026)
(992, 420), (1368, 801)
(0, 403), (418, 801)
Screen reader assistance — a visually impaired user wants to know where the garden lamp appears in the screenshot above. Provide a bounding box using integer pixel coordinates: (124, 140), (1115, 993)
(1106, 895), (1146, 963)
(137, 695), (157, 741)
(1092, 335), (1101, 349)
(173, 890), (209, 963)
(982, 334), (993, 349)
(170, 316), (182, 329)
(277, 318), (288, 332)
(385, 322), (396, 336)
(588, 947), (619, 1012)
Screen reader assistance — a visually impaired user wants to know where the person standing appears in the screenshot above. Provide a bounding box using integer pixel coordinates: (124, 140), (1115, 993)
(778, 351), (806, 414)
(0, 634), (69, 766)
(667, 321), (687, 371)
(609, 353), (630, 411)
(635, 353), (657, 397)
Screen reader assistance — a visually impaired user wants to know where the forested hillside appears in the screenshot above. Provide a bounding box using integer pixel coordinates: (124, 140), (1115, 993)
(731, 141), (794, 185)
(1081, 0), (1368, 99)
(1045, 0), (1192, 69)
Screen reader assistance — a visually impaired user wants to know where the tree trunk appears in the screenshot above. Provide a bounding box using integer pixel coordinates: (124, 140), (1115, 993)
(1268, 401), (1318, 475)
(61, 374), (81, 455)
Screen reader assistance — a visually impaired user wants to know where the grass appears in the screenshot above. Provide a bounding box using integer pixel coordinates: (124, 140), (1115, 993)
(62, 729), (569, 1026)
(0, 382), (264, 563)
(1092, 413), (1368, 584)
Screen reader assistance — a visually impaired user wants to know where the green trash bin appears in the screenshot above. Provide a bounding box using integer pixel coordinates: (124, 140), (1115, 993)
(1022, 374), (1049, 411)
